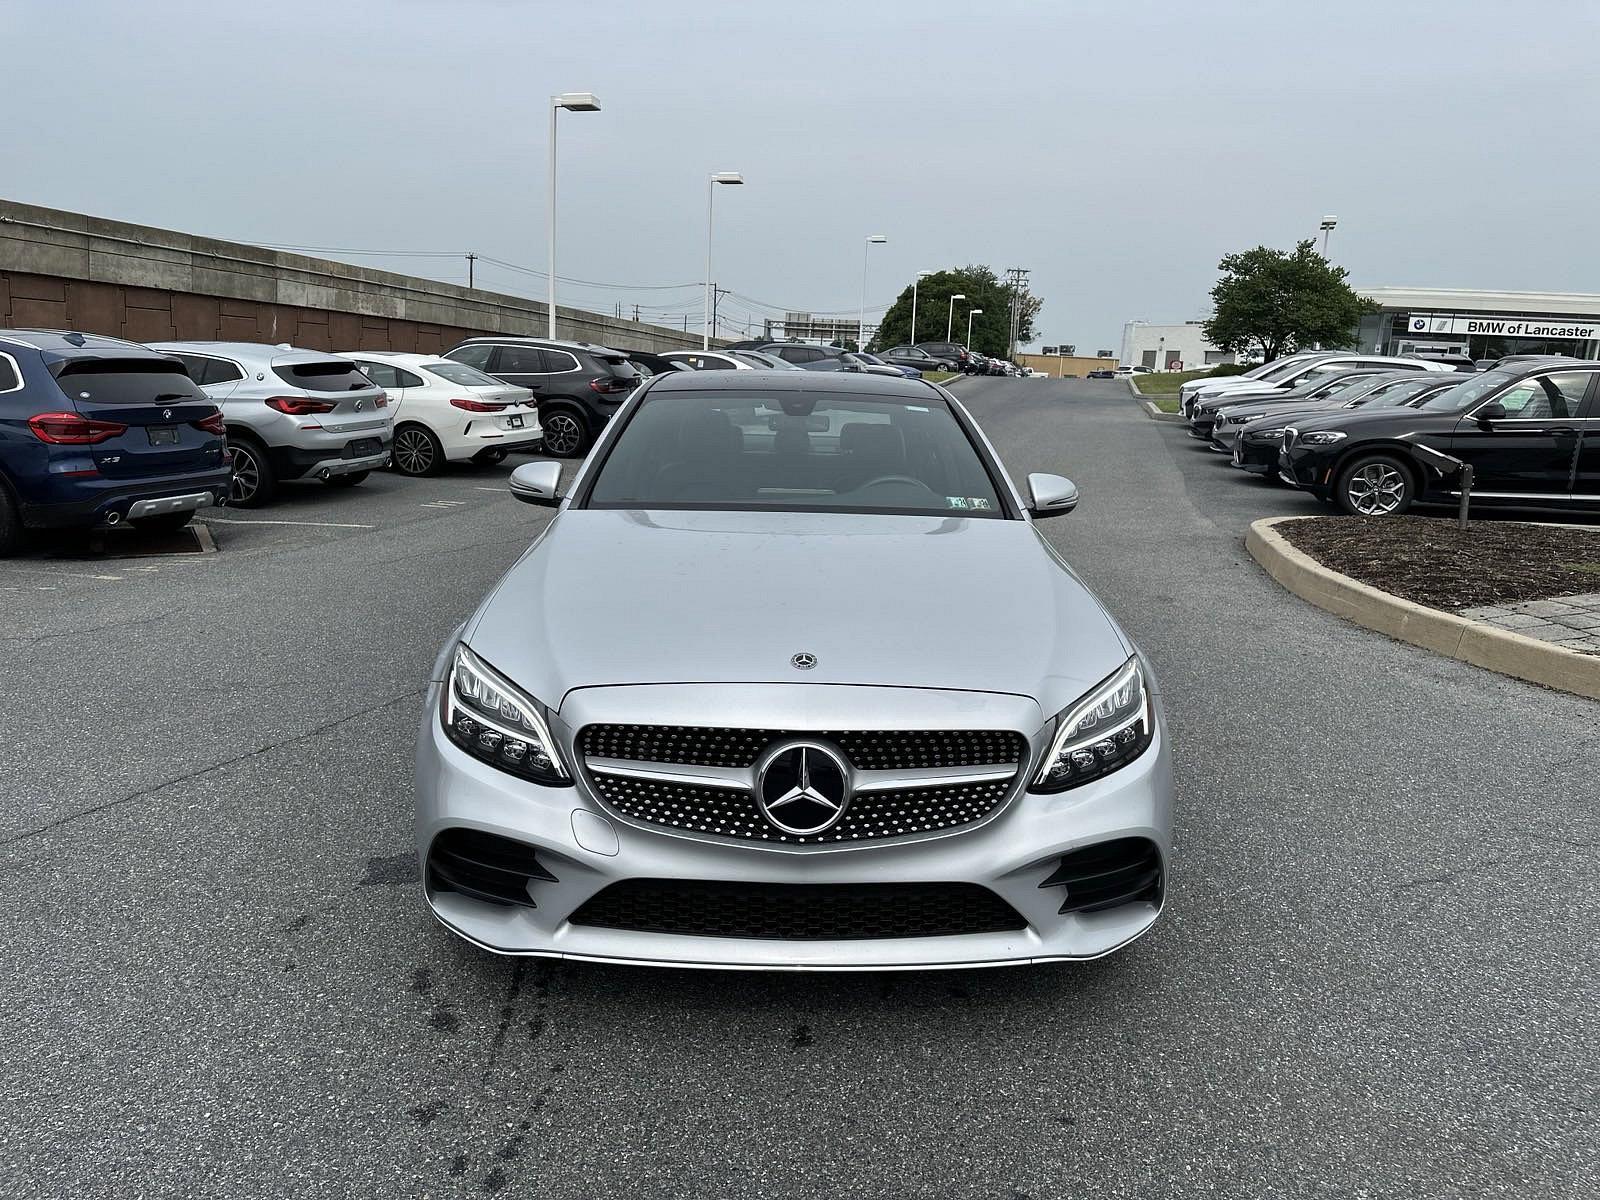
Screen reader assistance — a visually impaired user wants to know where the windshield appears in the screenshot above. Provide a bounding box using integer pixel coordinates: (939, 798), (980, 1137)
(1362, 378), (1448, 409)
(732, 351), (801, 370)
(584, 389), (1007, 517)
(1417, 370), (1515, 412)
(1260, 356), (1325, 383)
(426, 361), (502, 387)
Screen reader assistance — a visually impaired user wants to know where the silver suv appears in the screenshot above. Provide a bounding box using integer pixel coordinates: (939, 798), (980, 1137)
(150, 342), (393, 505)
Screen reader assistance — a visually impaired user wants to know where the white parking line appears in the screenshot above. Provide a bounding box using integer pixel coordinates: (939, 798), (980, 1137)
(205, 518), (376, 529)
(419, 500), (469, 509)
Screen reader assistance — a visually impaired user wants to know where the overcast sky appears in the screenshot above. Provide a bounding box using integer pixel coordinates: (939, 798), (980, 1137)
(3, 0), (1597, 350)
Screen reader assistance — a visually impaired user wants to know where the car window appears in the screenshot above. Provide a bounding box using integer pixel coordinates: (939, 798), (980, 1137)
(54, 359), (207, 405)
(0, 354), (18, 392)
(1496, 371), (1591, 419)
(783, 347), (825, 364)
(355, 361), (403, 389)
(545, 350), (583, 373)
(447, 344), (495, 370)
(1418, 370), (1515, 413)
(272, 359), (374, 393)
(584, 389), (1008, 518)
(199, 357), (244, 385)
(425, 361), (501, 387)
(496, 346), (547, 373)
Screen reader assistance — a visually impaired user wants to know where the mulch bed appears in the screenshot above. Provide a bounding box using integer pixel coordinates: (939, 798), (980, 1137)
(1276, 517), (1600, 610)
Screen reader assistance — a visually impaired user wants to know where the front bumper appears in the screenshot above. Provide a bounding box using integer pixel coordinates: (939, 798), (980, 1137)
(414, 683), (1173, 970)
(1232, 438), (1280, 474)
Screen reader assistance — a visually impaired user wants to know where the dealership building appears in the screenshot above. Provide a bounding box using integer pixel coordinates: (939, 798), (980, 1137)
(1356, 287), (1600, 361)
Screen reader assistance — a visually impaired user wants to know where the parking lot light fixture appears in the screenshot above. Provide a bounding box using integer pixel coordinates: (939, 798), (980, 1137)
(911, 270), (933, 349)
(1319, 214), (1338, 255)
(705, 172), (745, 350)
(548, 92), (603, 338)
(859, 235), (887, 351)
(947, 293), (966, 342)
(967, 308), (983, 348)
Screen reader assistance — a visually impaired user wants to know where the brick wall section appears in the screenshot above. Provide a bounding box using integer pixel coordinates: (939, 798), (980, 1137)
(0, 198), (718, 354)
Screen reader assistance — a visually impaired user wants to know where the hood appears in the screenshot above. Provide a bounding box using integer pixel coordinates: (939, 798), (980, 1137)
(1187, 376), (1265, 395)
(1286, 405), (1458, 435)
(1199, 382), (1287, 407)
(465, 510), (1128, 712)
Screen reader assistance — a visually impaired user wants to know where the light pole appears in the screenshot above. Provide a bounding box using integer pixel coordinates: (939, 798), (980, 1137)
(704, 172), (744, 349)
(966, 308), (983, 348)
(858, 235), (886, 351)
(547, 92), (602, 338)
(1319, 215), (1338, 255)
(946, 293), (966, 342)
(910, 269), (932, 348)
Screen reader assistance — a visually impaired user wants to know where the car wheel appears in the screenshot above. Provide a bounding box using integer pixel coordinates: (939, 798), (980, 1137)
(228, 437), (277, 507)
(327, 471), (369, 487)
(1335, 454), (1414, 517)
(541, 410), (588, 457)
(131, 512), (195, 534)
(392, 423), (445, 477)
(0, 483), (21, 557)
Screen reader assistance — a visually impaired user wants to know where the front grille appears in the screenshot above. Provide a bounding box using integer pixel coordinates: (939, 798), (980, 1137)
(1039, 838), (1162, 914)
(568, 879), (1027, 940)
(579, 724), (1028, 845)
(427, 828), (556, 909)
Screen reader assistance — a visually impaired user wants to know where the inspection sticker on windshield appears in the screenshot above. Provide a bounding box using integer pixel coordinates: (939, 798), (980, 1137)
(944, 496), (992, 511)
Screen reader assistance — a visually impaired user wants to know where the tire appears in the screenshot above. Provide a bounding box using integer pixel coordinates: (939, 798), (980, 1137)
(131, 512), (195, 534)
(1334, 453), (1415, 517)
(0, 482), (22, 557)
(327, 471), (369, 488)
(228, 436), (277, 507)
(392, 423), (445, 477)
(540, 409), (589, 457)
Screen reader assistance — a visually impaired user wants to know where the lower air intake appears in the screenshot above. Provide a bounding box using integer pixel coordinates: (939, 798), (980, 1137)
(428, 827), (556, 909)
(1040, 838), (1162, 914)
(568, 879), (1026, 940)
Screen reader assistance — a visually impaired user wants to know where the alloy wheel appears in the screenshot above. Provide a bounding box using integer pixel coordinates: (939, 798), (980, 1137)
(1346, 463), (1406, 515)
(230, 446), (260, 504)
(543, 413), (583, 456)
(394, 428), (436, 476)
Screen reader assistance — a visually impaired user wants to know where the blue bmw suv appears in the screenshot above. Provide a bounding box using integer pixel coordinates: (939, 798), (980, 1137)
(0, 330), (233, 554)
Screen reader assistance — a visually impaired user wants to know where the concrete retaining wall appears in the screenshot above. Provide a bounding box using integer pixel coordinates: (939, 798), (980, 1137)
(0, 198), (713, 355)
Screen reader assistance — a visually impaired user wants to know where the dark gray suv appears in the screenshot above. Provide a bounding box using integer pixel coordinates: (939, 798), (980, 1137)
(444, 337), (641, 457)
(754, 342), (867, 372)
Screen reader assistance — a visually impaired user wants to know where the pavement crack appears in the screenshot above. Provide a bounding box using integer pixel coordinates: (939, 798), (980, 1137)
(0, 685), (427, 848)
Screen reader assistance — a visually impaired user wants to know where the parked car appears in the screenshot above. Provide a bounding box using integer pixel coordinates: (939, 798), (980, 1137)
(728, 350), (803, 370)
(0, 330), (232, 553)
(752, 342), (865, 372)
(851, 352), (921, 379)
(1178, 352), (1330, 417)
(152, 340), (391, 506)
(443, 337), (640, 457)
(620, 350), (694, 378)
(916, 342), (976, 373)
(1186, 355), (1453, 439)
(1205, 369), (1395, 449)
(880, 345), (954, 372)
(1278, 358), (1600, 516)
(417, 369), (1171, 968)
(336, 351), (539, 477)
(1086, 368), (1116, 379)
(661, 350), (757, 371)
(1229, 374), (1464, 478)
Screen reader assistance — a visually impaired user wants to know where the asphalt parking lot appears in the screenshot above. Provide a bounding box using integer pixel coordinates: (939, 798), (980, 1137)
(2, 377), (1595, 1199)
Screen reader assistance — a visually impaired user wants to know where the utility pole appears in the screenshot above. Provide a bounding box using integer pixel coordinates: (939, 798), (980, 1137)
(1004, 267), (1030, 359)
(633, 303), (641, 323)
(712, 284), (726, 341)
(466, 252), (477, 288)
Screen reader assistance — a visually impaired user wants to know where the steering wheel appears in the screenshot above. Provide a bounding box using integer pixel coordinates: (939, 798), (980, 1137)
(857, 475), (929, 491)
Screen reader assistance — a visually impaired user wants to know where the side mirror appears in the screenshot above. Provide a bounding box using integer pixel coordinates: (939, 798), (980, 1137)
(509, 461), (562, 507)
(1475, 401), (1507, 424)
(1026, 472), (1079, 518)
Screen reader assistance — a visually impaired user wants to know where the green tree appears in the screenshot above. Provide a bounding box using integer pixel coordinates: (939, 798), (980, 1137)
(1202, 240), (1372, 362)
(870, 265), (1041, 357)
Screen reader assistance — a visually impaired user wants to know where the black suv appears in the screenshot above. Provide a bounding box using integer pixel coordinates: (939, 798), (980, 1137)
(444, 337), (641, 456)
(1279, 358), (1600, 516)
(753, 342), (865, 372)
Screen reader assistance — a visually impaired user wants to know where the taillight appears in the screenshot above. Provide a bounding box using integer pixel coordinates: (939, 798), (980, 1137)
(265, 396), (337, 415)
(28, 412), (128, 445)
(589, 378), (633, 395)
(195, 412), (227, 436)
(449, 397), (507, 412)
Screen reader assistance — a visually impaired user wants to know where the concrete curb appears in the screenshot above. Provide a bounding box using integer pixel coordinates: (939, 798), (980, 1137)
(1246, 516), (1600, 700)
(1127, 379), (1183, 421)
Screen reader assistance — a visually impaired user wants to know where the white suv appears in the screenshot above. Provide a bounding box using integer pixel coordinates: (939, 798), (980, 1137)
(337, 352), (539, 476)
(153, 342), (393, 505)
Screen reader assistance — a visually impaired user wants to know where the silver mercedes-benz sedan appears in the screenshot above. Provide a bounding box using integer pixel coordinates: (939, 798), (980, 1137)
(415, 370), (1172, 970)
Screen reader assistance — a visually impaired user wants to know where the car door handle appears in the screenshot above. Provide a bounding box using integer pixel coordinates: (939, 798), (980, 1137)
(1549, 427), (1576, 436)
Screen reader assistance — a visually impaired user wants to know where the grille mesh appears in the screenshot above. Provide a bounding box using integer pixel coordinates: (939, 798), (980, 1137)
(580, 724), (1027, 845)
(569, 879), (1026, 940)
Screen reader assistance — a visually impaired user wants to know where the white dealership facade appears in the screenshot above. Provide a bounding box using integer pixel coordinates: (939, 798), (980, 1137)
(1118, 321), (1237, 372)
(1356, 287), (1600, 361)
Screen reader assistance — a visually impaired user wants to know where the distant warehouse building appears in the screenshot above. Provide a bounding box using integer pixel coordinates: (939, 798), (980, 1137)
(1119, 321), (1238, 372)
(1356, 287), (1600, 361)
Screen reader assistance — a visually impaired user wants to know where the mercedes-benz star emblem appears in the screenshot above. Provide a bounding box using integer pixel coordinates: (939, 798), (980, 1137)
(755, 741), (851, 836)
(791, 652), (817, 671)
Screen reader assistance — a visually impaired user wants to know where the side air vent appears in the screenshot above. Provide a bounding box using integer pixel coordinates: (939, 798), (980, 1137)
(1039, 838), (1162, 914)
(427, 828), (556, 909)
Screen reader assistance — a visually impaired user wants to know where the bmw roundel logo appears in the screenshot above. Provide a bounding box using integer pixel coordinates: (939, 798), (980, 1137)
(1411, 317), (1427, 332)
(754, 741), (852, 836)
(354, 398), (365, 411)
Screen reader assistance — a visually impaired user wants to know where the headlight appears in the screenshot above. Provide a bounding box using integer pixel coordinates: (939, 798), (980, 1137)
(1298, 430), (1347, 445)
(1032, 657), (1153, 793)
(1231, 412), (1266, 423)
(441, 643), (570, 786)
(1249, 429), (1287, 441)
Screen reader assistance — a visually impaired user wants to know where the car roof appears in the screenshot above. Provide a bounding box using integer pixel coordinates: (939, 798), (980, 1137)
(642, 369), (945, 399)
(454, 335), (626, 356)
(333, 350), (440, 366)
(0, 329), (188, 368)
(150, 340), (351, 364)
